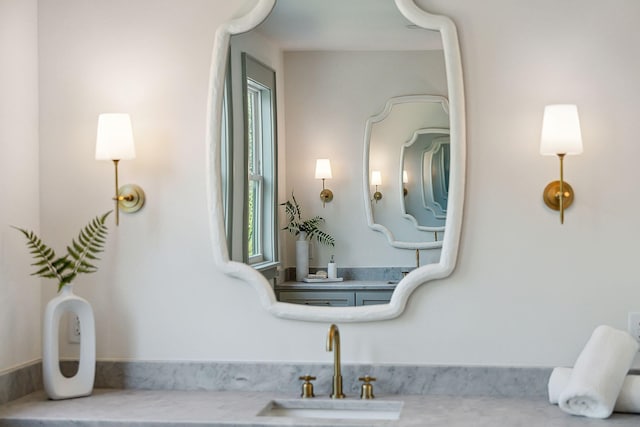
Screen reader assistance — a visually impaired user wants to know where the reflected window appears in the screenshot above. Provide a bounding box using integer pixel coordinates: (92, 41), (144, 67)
(246, 81), (265, 263)
(242, 53), (278, 269)
(221, 66), (233, 250)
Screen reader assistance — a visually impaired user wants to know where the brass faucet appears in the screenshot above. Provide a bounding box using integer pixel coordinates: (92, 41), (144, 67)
(326, 324), (345, 399)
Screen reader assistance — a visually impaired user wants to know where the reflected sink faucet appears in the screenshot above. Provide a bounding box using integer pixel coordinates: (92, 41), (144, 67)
(326, 324), (345, 399)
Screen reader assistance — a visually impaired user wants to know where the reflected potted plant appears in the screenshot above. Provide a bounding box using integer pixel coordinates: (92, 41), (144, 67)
(281, 193), (334, 281)
(12, 211), (111, 400)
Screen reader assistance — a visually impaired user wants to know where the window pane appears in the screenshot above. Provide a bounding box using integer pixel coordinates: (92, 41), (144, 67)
(247, 83), (264, 262)
(247, 178), (259, 258)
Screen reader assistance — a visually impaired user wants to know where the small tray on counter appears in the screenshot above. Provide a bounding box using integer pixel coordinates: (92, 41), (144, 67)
(301, 277), (344, 283)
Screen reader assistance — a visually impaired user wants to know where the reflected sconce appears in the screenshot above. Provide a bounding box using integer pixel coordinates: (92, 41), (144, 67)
(95, 113), (145, 226)
(540, 104), (583, 224)
(371, 170), (383, 203)
(315, 158), (333, 207)
(403, 170), (409, 197)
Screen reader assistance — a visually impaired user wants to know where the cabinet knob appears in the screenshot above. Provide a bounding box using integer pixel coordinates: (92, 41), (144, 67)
(299, 375), (316, 398)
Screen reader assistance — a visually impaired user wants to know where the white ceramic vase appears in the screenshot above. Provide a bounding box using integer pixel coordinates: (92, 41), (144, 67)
(295, 233), (309, 282)
(42, 284), (96, 400)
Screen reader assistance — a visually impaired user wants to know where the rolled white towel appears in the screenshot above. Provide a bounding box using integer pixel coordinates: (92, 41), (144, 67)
(558, 325), (639, 418)
(549, 367), (640, 413)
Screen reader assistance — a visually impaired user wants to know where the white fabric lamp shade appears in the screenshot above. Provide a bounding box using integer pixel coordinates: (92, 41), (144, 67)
(371, 170), (382, 186)
(540, 104), (583, 156)
(95, 113), (136, 160)
(314, 158), (332, 179)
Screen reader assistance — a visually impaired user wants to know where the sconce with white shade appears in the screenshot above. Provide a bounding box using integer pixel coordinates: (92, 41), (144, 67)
(95, 113), (145, 226)
(315, 158), (333, 207)
(540, 104), (583, 224)
(371, 170), (383, 203)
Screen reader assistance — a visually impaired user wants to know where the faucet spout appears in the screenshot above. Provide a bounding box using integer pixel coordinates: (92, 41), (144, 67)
(326, 324), (345, 399)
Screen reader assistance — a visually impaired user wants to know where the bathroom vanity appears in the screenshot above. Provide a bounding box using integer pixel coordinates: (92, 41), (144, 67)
(275, 281), (396, 307)
(2, 361), (640, 426)
(2, 389), (640, 426)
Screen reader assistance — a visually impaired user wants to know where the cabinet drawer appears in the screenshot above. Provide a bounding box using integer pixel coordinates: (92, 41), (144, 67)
(278, 290), (355, 307)
(356, 290), (393, 306)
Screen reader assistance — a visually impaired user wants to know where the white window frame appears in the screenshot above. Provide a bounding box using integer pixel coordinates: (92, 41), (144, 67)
(241, 54), (278, 271)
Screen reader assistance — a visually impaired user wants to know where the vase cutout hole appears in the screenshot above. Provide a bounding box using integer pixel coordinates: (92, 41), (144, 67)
(58, 311), (81, 378)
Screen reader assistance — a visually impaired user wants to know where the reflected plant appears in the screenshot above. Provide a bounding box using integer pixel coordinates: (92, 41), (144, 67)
(281, 193), (335, 247)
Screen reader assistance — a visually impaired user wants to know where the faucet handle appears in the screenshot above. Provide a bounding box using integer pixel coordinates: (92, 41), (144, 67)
(358, 375), (376, 399)
(299, 375), (316, 398)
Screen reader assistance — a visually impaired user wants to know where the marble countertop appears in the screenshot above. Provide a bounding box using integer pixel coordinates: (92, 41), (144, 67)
(276, 281), (396, 291)
(1, 389), (639, 427)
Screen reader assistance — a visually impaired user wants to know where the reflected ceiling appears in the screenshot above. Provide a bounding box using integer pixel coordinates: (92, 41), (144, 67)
(256, 0), (443, 51)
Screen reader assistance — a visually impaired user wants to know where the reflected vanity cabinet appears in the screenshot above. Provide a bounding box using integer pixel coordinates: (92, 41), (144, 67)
(276, 287), (394, 307)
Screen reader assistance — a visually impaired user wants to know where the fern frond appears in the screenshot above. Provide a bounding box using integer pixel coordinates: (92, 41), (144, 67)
(12, 210), (112, 292)
(11, 226), (66, 283)
(280, 193), (335, 247)
(66, 211), (112, 279)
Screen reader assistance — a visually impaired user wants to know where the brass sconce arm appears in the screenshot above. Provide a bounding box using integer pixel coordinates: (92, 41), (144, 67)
(542, 154), (574, 225)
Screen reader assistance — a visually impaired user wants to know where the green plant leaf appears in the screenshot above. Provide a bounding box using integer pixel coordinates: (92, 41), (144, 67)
(11, 226), (66, 283)
(280, 193), (335, 247)
(12, 210), (112, 291)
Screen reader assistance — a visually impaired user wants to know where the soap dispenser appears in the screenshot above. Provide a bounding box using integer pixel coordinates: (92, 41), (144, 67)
(328, 255), (337, 279)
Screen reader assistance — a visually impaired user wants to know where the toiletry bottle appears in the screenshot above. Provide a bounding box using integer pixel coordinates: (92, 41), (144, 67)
(328, 255), (337, 279)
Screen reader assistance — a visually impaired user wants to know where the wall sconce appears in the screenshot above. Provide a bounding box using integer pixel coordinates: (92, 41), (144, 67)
(540, 104), (583, 224)
(402, 170), (409, 197)
(95, 113), (145, 226)
(371, 170), (383, 203)
(315, 158), (333, 207)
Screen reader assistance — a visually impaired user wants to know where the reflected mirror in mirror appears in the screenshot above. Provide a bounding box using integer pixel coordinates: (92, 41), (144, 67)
(207, 0), (465, 322)
(402, 128), (450, 230)
(365, 95), (449, 248)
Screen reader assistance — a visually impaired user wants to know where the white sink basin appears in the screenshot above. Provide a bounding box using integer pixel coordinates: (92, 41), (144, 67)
(257, 399), (403, 420)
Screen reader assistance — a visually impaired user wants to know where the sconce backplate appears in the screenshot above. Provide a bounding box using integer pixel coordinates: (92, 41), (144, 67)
(320, 189), (333, 203)
(543, 180), (574, 210)
(118, 184), (145, 213)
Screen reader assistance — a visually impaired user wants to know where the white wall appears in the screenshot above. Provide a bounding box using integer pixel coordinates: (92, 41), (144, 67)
(0, 0), (41, 372)
(34, 0), (640, 368)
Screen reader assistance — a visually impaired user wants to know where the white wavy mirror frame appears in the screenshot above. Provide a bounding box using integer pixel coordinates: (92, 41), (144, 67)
(205, 0), (466, 322)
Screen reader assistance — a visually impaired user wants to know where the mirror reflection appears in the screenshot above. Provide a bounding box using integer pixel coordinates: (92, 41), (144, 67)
(211, 0), (464, 316)
(401, 129), (451, 227)
(365, 96), (449, 247)
(402, 128), (450, 230)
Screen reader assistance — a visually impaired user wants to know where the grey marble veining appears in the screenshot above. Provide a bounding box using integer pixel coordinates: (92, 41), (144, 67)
(93, 361), (552, 398)
(0, 362), (42, 406)
(2, 389), (640, 427)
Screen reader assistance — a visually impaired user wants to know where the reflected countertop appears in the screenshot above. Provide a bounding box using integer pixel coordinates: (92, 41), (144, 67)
(276, 280), (397, 291)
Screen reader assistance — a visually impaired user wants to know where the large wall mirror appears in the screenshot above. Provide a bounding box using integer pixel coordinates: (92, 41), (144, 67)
(206, 0), (466, 322)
